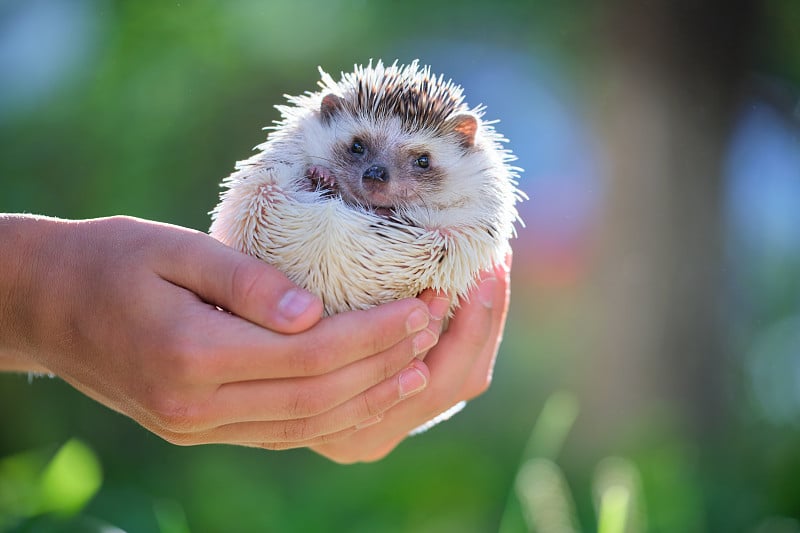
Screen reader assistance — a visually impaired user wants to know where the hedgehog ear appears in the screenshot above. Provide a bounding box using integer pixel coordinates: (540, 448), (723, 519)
(446, 113), (478, 148)
(320, 94), (346, 122)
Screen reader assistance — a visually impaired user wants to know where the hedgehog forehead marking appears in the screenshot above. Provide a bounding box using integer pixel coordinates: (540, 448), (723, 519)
(319, 60), (472, 132)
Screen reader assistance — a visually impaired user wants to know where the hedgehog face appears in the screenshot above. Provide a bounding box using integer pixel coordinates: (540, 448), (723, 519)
(307, 105), (479, 217)
(321, 117), (441, 213)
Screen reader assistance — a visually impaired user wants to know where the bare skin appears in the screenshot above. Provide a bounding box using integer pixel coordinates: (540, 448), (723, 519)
(311, 259), (510, 462)
(308, 165), (336, 189)
(0, 214), (509, 461)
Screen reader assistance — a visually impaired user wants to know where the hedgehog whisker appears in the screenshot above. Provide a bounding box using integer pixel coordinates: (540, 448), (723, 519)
(409, 187), (432, 220)
(306, 155), (338, 165)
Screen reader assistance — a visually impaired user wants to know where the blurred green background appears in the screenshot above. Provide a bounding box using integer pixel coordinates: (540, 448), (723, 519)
(2, 0), (800, 531)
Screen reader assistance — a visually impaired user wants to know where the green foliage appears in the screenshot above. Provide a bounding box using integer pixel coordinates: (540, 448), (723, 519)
(38, 439), (103, 516)
(0, 439), (102, 529)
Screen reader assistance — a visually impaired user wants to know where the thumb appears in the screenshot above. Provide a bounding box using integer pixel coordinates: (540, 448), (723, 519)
(157, 227), (323, 334)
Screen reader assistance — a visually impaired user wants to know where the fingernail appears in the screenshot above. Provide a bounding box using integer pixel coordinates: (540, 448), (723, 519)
(356, 414), (383, 429)
(428, 296), (451, 321)
(406, 308), (430, 334)
(278, 288), (317, 320)
(413, 329), (438, 358)
(477, 276), (497, 309)
(399, 366), (428, 399)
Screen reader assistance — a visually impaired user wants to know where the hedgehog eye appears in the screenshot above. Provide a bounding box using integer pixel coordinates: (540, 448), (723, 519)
(415, 155), (430, 169)
(350, 141), (365, 154)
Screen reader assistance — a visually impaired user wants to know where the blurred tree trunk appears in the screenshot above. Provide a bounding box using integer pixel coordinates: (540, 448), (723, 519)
(577, 1), (757, 448)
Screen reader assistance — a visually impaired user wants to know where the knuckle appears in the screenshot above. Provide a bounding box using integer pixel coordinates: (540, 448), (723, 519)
(281, 417), (312, 442)
(381, 346), (411, 381)
(367, 309), (410, 354)
(145, 391), (206, 433)
(159, 229), (194, 264)
(366, 328), (390, 358)
(161, 328), (208, 385)
(287, 382), (328, 418)
(359, 390), (382, 419)
(348, 307), (401, 357)
(260, 441), (302, 451)
(230, 258), (268, 305)
(299, 345), (334, 376)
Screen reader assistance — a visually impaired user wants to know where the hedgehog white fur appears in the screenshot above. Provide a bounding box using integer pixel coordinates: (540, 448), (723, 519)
(210, 60), (523, 316)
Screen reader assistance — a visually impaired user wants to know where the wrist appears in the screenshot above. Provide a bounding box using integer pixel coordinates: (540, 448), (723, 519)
(0, 214), (67, 371)
(0, 351), (51, 373)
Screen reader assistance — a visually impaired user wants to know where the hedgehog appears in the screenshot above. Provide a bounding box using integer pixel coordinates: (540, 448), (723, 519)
(209, 60), (523, 316)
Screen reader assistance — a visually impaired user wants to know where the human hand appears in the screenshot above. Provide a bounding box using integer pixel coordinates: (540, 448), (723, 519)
(310, 255), (512, 463)
(0, 215), (439, 449)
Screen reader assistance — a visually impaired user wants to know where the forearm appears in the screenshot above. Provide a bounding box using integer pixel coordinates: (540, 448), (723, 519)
(0, 214), (65, 372)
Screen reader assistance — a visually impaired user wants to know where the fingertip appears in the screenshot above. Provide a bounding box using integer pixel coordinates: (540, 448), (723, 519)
(413, 358), (431, 378)
(277, 288), (319, 319)
(412, 327), (439, 359)
(431, 296), (452, 322)
(275, 288), (324, 332)
(417, 288), (435, 303)
(417, 288), (451, 321)
(398, 360), (430, 399)
(383, 297), (432, 335)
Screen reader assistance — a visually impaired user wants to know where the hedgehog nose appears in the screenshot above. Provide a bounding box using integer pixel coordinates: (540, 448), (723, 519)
(362, 165), (388, 183)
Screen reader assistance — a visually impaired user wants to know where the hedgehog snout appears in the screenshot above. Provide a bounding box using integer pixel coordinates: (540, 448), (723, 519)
(362, 164), (388, 183)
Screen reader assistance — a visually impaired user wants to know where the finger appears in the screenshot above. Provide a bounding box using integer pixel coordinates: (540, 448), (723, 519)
(418, 288), (451, 323)
(313, 434), (406, 464)
(238, 425), (362, 451)
(424, 272), (498, 382)
(460, 258), (511, 397)
(400, 265), (506, 417)
(197, 297), (432, 381)
(311, 271), (503, 460)
(198, 333), (434, 426)
(414, 289), (449, 360)
(162, 361), (430, 445)
(156, 227), (323, 334)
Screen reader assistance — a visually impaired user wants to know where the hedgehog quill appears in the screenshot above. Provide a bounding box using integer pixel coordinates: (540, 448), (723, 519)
(210, 60), (524, 316)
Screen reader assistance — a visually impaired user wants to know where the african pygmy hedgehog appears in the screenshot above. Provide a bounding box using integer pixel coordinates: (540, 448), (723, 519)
(210, 60), (523, 316)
